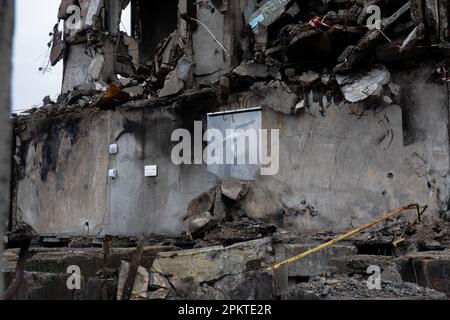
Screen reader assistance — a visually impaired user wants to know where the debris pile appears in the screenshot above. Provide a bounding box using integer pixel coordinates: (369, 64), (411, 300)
(253, 0), (448, 72)
(180, 178), (277, 247)
(281, 275), (447, 300)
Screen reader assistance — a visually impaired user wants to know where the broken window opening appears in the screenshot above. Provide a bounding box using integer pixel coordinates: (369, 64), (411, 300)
(131, 0), (180, 65)
(207, 108), (262, 181)
(120, 4), (132, 35)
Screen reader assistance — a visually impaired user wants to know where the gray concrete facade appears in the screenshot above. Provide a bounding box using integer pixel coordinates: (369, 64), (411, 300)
(14, 63), (450, 237)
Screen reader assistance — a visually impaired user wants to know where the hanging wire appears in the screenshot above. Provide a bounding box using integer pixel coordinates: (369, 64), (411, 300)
(188, 17), (230, 58)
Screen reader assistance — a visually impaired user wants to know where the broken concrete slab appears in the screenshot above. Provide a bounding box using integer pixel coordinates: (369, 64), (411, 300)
(149, 271), (171, 291)
(240, 182), (282, 221)
(296, 71), (321, 86)
(131, 266), (149, 300)
(182, 189), (216, 223)
(205, 220), (277, 245)
(148, 288), (170, 300)
(118, 76), (132, 87)
(334, 2), (411, 72)
(49, 24), (65, 66)
(151, 238), (273, 284)
(93, 84), (130, 109)
(116, 260), (130, 300)
(251, 80), (298, 114)
(189, 211), (217, 235)
(122, 86), (145, 98)
(336, 65), (391, 103)
(233, 62), (279, 79)
(159, 56), (193, 98)
(221, 178), (249, 201)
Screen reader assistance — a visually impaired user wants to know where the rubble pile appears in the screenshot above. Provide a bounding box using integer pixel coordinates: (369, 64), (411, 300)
(14, 1), (450, 119)
(281, 275), (448, 300)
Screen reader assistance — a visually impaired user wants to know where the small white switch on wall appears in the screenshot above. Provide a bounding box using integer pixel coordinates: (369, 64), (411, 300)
(108, 169), (117, 179)
(145, 165), (158, 177)
(109, 144), (118, 154)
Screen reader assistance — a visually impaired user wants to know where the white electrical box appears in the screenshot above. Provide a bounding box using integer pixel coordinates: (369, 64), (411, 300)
(145, 165), (158, 177)
(109, 144), (118, 154)
(108, 169), (117, 179)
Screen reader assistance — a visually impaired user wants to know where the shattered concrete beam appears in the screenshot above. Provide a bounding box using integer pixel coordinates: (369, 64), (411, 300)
(335, 1), (411, 72)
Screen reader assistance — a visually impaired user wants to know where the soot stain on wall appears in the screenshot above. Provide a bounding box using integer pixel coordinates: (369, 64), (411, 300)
(39, 116), (82, 182)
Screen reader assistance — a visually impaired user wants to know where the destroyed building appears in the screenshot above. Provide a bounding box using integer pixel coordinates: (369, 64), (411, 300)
(3, 0), (450, 300)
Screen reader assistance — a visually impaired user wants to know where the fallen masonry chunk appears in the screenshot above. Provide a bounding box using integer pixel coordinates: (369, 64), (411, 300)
(49, 23), (65, 66)
(116, 261), (130, 300)
(297, 71), (321, 86)
(151, 238), (273, 284)
(131, 266), (149, 300)
(182, 189), (216, 222)
(93, 84), (130, 110)
(233, 62), (278, 79)
(189, 211), (217, 235)
(159, 56), (193, 98)
(148, 288), (170, 300)
(123, 86), (145, 98)
(221, 178), (249, 201)
(336, 65), (391, 103)
(334, 2), (411, 72)
(149, 271), (172, 290)
(205, 220), (277, 244)
(118, 76), (132, 87)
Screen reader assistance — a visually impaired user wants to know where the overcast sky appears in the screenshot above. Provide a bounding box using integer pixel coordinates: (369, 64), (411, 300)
(12, 0), (130, 113)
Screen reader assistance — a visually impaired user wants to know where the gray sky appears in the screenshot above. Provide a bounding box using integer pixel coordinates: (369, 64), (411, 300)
(12, 0), (130, 113)
(12, 0), (62, 112)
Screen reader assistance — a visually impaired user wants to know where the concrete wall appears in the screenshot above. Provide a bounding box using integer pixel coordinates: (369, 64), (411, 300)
(15, 63), (450, 236)
(16, 108), (217, 237)
(258, 64), (450, 231)
(192, 0), (248, 85)
(0, 0), (14, 295)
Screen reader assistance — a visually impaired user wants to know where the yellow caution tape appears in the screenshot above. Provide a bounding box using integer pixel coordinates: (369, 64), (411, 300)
(271, 204), (424, 270)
